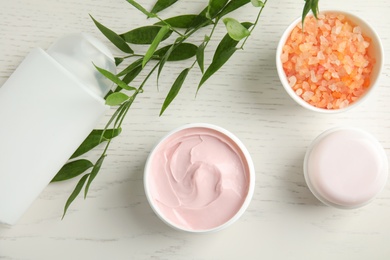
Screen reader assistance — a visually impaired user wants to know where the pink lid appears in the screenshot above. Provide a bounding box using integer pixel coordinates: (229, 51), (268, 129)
(304, 127), (388, 208)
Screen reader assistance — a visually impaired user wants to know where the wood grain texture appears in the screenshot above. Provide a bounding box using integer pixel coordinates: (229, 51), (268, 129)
(1, 0), (390, 259)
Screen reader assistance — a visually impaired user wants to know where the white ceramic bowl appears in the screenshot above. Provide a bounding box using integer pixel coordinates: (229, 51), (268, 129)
(304, 127), (388, 209)
(276, 10), (384, 113)
(144, 123), (255, 233)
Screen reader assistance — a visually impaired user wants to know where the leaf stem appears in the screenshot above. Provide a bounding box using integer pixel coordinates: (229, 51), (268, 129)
(155, 16), (185, 37)
(239, 0), (268, 50)
(204, 18), (219, 49)
(185, 19), (214, 40)
(140, 61), (161, 90)
(115, 97), (134, 130)
(102, 135), (112, 156)
(122, 53), (146, 59)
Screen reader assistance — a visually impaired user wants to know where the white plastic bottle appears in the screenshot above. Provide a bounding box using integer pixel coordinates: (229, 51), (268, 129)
(0, 33), (116, 225)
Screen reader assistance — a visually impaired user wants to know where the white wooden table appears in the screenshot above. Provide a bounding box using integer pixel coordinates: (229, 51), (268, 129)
(1, 0), (390, 259)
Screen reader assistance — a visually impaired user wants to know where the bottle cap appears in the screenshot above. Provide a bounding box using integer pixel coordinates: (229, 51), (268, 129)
(47, 33), (116, 98)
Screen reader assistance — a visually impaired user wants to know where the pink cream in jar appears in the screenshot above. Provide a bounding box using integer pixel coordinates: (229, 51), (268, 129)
(144, 124), (255, 232)
(304, 127), (388, 209)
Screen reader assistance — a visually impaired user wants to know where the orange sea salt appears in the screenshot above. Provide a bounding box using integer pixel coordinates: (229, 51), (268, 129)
(281, 13), (375, 109)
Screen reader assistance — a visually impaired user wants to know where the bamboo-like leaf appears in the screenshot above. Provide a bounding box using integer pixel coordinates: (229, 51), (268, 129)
(52, 160), (93, 182)
(217, 0), (250, 18)
(196, 42), (206, 73)
(151, 0), (178, 14)
(94, 65), (136, 91)
(84, 155), (106, 198)
(155, 15), (198, 28)
(106, 92), (130, 106)
(197, 47), (236, 92)
(143, 25), (170, 68)
(115, 57), (124, 66)
(311, 0), (319, 19)
(90, 15), (133, 54)
(120, 26), (172, 44)
(302, 0), (312, 26)
(101, 102), (128, 136)
(123, 65), (143, 84)
(126, 0), (155, 17)
(223, 18), (250, 41)
(185, 7), (211, 33)
(62, 174), (89, 219)
(117, 58), (143, 77)
(213, 22), (252, 60)
(70, 128), (122, 159)
(106, 65), (143, 97)
(160, 68), (190, 116)
(197, 22), (252, 91)
(154, 43), (198, 61)
(157, 42), (176, 86)
(207, 0), (229, 19)
(114, 100), (132, 128)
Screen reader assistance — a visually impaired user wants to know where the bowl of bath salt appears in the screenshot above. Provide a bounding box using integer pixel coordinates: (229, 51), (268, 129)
(276, 10), (384, 113)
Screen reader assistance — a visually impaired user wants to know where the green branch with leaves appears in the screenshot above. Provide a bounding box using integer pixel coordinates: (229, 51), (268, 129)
(52, 0), (319, 218)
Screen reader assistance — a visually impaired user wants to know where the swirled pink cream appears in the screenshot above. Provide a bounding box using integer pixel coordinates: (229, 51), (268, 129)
(146, 126), (251, 231)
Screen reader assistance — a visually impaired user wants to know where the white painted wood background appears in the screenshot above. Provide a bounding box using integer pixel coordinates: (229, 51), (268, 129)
(1, 0), (390, 259)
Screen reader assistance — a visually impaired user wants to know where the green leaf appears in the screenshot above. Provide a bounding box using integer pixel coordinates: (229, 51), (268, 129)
(94, 64), (136, 91)
(120, 26), (172, 44)
(185, 7), (211, 33)
(106, 65), (143, 96)
(154, 43), (198, 61)
(300, 0), (320, 26)
(214, 22), (252, 60)
(122, 65), (143, 84)
(198, 47), (236, 92)
(117, 58), (143, 77)
(70, 128), (122, 159)
(89, 15), (133, 54)
(51, 159), (93, 182)
(101, 102), (128, 140)
(157, 42), (176, 86)
(126, 0), (155, 17)
(151, 0), (178, 14)
(114, 100), (132, 128)
(160, 68), (190, 116)
(143, 25), (170, 67)
(155, 15), (198, 28)
(251, 0), (264, 7)
(217, 0), (251, 18)
(115, 57), (124, 66)
(84, 155), (106, 198)
(106, 92), (130, 106)
(197, 22), (252, 91)
(223, 18), (250, 41)
(196, 42), (206, 73)
(62, 174), (89, 219)
(311, 0), (319, 19)
(207, 0), (229, 19)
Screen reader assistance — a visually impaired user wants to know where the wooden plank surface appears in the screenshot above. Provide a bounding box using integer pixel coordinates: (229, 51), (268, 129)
(1, 0), (390, 259)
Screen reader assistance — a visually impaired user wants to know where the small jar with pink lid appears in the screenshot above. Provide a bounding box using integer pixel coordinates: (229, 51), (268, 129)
(304, 127), (388, 209)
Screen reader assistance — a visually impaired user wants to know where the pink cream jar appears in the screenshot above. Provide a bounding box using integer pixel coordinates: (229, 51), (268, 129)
(144, 124), (255, 232)
(304, 127), (388, 209)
